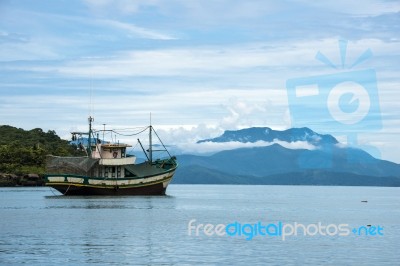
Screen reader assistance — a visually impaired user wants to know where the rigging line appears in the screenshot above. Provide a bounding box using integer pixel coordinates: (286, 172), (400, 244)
(132, 141), (139, 150)
(63, 185), (71, 196)
(91, 127), (148, 135)
(111, 127), (148, 131)
(152, 127), (172, 158)
(112, 126), (149, 133)
(111, 126), (150, 136)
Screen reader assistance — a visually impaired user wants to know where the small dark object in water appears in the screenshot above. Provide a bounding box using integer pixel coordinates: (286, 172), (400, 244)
(361, 200), (368, 203)
(367, 225), (372, 227)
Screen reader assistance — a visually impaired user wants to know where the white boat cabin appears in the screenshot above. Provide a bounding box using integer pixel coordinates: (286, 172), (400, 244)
(91, 143), (137, 178)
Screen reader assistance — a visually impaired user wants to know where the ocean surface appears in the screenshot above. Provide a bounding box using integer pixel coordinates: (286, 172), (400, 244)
(0, 185), (399, 265)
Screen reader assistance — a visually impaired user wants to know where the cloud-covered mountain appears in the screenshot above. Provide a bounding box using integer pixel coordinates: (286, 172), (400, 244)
(173, 127), (400, 186)
(197, 127), (338, 146)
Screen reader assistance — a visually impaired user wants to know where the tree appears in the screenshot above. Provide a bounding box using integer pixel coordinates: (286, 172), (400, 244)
(0, 125), (85, 174)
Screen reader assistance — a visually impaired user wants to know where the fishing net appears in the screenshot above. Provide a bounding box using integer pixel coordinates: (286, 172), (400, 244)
(46, 155), (99, 176)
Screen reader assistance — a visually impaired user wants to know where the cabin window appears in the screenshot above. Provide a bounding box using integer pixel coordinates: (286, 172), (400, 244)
(104, 167), (109, 178)
(121, 148), (126, 158)
(111, 166), (116, 178)
(117, 167), (121, 178)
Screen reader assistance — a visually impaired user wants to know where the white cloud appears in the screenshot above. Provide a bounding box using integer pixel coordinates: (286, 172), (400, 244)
(95, 19), (176, 40)
(14, 38), (392, 79)
(83, 0), (160, 15)
(25, 43), (299, 79)
(4, 38), (397, 80)
(305, 0), (400, 16)
(177, 140), (316, 155)
(219, 97), (289, 130)
(54, 46), (274, 78)
(83, 0), (400, 20)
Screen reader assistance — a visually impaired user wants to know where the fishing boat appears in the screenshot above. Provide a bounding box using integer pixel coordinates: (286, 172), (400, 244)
(44, 116), (178, 196)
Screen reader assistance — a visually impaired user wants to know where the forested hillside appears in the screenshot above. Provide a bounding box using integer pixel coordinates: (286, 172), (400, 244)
(0, 125), (84, 175)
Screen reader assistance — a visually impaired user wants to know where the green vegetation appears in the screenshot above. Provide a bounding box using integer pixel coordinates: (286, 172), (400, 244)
(0, 125), (85, 175)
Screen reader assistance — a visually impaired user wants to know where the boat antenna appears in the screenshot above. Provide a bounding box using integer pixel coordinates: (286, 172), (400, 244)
(89, 75), (95, 117)
(149, 112), (153, 163)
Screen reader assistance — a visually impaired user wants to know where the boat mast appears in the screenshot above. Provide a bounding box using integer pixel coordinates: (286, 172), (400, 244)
(88, 116), (94, 158)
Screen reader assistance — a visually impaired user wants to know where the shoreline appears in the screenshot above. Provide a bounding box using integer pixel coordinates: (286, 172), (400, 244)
(0, 173), (44, 187)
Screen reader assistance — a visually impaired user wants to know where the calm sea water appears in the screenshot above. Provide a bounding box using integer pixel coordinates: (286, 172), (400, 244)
(0, 185), (399, 265)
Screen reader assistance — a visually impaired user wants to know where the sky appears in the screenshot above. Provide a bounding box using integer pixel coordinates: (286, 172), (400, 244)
(0, 0), (399, 163)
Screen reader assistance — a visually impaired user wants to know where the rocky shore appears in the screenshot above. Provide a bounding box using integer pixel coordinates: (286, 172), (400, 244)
(0, 173), (45, 187)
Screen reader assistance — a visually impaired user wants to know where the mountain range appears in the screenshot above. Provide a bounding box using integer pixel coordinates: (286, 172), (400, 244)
(198, 127), (338, 146)
(172, 127), (400, 186)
